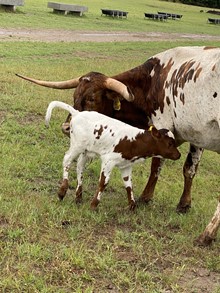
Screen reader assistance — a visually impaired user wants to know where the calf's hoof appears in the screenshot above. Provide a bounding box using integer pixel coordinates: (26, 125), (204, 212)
(58, 179), (69, 200)
(176, 203), (191, 214)
(75, 186), (83, 204)
(90, 198), (100, 211)
(129, 201), (136, 211)
(58, 191), (66, 201)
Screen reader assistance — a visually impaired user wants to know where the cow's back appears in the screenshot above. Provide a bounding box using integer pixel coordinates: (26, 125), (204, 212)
(150, 46), (220, 152)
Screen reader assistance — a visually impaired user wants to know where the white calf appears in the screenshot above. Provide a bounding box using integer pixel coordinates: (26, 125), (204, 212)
(45, 101), (180, 210)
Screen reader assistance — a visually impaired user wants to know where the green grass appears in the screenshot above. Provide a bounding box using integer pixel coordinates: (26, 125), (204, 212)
(1, 0), (220, 292)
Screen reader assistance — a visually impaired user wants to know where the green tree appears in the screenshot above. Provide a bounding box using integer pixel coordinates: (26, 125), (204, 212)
(180, 0), (220, 8)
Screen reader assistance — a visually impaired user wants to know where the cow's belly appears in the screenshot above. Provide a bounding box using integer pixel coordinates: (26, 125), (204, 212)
(153, 108), (220, 153)
(175, 125), (220, 153)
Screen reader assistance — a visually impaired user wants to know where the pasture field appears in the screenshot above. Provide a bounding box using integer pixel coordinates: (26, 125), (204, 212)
(1, 39), (220, 292)
(1, 0), (220, 292)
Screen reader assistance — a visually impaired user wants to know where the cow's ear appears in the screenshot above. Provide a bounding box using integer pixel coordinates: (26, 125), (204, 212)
(151, 127), (161, 139)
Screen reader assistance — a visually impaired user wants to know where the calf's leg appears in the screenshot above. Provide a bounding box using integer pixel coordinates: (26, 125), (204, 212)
(120, 166), (136, 210)
(90, 160), (114, 210)
(75, 153), (87, 204)
(176, 145), (204, 213)
(58, 148), (80, 200)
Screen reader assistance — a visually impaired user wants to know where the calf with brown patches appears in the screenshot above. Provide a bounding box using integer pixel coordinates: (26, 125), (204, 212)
(45, 101), (180, 210)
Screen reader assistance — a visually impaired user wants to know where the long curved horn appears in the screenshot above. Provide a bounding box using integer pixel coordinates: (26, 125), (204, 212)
(105, 78), (134, 101)
(15, 74), (80, 89)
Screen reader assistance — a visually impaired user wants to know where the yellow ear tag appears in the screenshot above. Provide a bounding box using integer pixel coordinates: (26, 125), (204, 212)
(148, 125), (154, 132)
(113, 98), (121, 111)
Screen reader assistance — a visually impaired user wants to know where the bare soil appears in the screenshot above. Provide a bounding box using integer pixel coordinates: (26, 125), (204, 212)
(1, 28), (220, 42)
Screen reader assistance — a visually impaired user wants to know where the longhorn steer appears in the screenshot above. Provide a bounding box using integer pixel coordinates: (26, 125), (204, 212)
(16, 46), (220, 246)
(45, 101), (180, 210)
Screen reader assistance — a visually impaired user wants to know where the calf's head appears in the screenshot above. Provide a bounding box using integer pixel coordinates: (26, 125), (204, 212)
(150, 127), (181, 160)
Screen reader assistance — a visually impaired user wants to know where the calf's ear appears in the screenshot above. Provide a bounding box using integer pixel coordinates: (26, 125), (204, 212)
(151, 127), (161, 140)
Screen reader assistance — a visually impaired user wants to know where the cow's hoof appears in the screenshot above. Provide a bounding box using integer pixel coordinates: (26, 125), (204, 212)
(193, 234), (215, 247)
(136, 196), (152, 206)
(176, 203), (191, 214)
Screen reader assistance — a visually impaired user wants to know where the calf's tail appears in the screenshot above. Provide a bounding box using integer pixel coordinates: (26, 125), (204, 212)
(45, 101), (78, 127)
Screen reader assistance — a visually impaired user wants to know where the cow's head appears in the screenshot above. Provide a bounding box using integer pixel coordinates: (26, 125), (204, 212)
(16, 72), (136, 136)
(73, 72), (133, 112)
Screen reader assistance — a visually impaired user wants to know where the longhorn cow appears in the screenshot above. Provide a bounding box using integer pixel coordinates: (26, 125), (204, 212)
(16, 46), (220, 246)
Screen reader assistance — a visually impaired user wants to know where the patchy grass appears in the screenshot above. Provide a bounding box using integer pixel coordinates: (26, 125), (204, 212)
(1, 40), (220, 292)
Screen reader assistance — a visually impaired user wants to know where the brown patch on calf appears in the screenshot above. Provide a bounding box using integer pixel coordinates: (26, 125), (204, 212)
(113, 132), (158, 160)
(94, 125), (104, 139)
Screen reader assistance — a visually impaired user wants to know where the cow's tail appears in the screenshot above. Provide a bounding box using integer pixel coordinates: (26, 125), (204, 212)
(45, 101), (78, 127)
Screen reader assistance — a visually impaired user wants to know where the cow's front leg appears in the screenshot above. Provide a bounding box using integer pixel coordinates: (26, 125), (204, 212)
(120, 166), (136, 211)
(75, 153), (87, 204)
(176, 145), (204, 213)
(195, 196), (220, 246)
(138, 157), (165, 203)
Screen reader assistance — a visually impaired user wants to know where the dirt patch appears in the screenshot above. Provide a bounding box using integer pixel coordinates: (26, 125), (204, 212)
(0, 28), (220, 42)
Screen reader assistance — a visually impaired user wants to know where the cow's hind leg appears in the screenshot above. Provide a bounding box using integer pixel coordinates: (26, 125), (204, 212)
(120, 166), (136, 210)
(138, 157), (165, 203)
(195, 196), (220, 246)
(176, 144), (204, 213)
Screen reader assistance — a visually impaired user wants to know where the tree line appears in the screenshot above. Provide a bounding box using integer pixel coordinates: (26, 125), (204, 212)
(179, 0), (220, 8)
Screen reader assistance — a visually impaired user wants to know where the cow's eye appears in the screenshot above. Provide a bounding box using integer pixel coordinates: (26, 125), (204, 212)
(89, 96), (95, 102)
